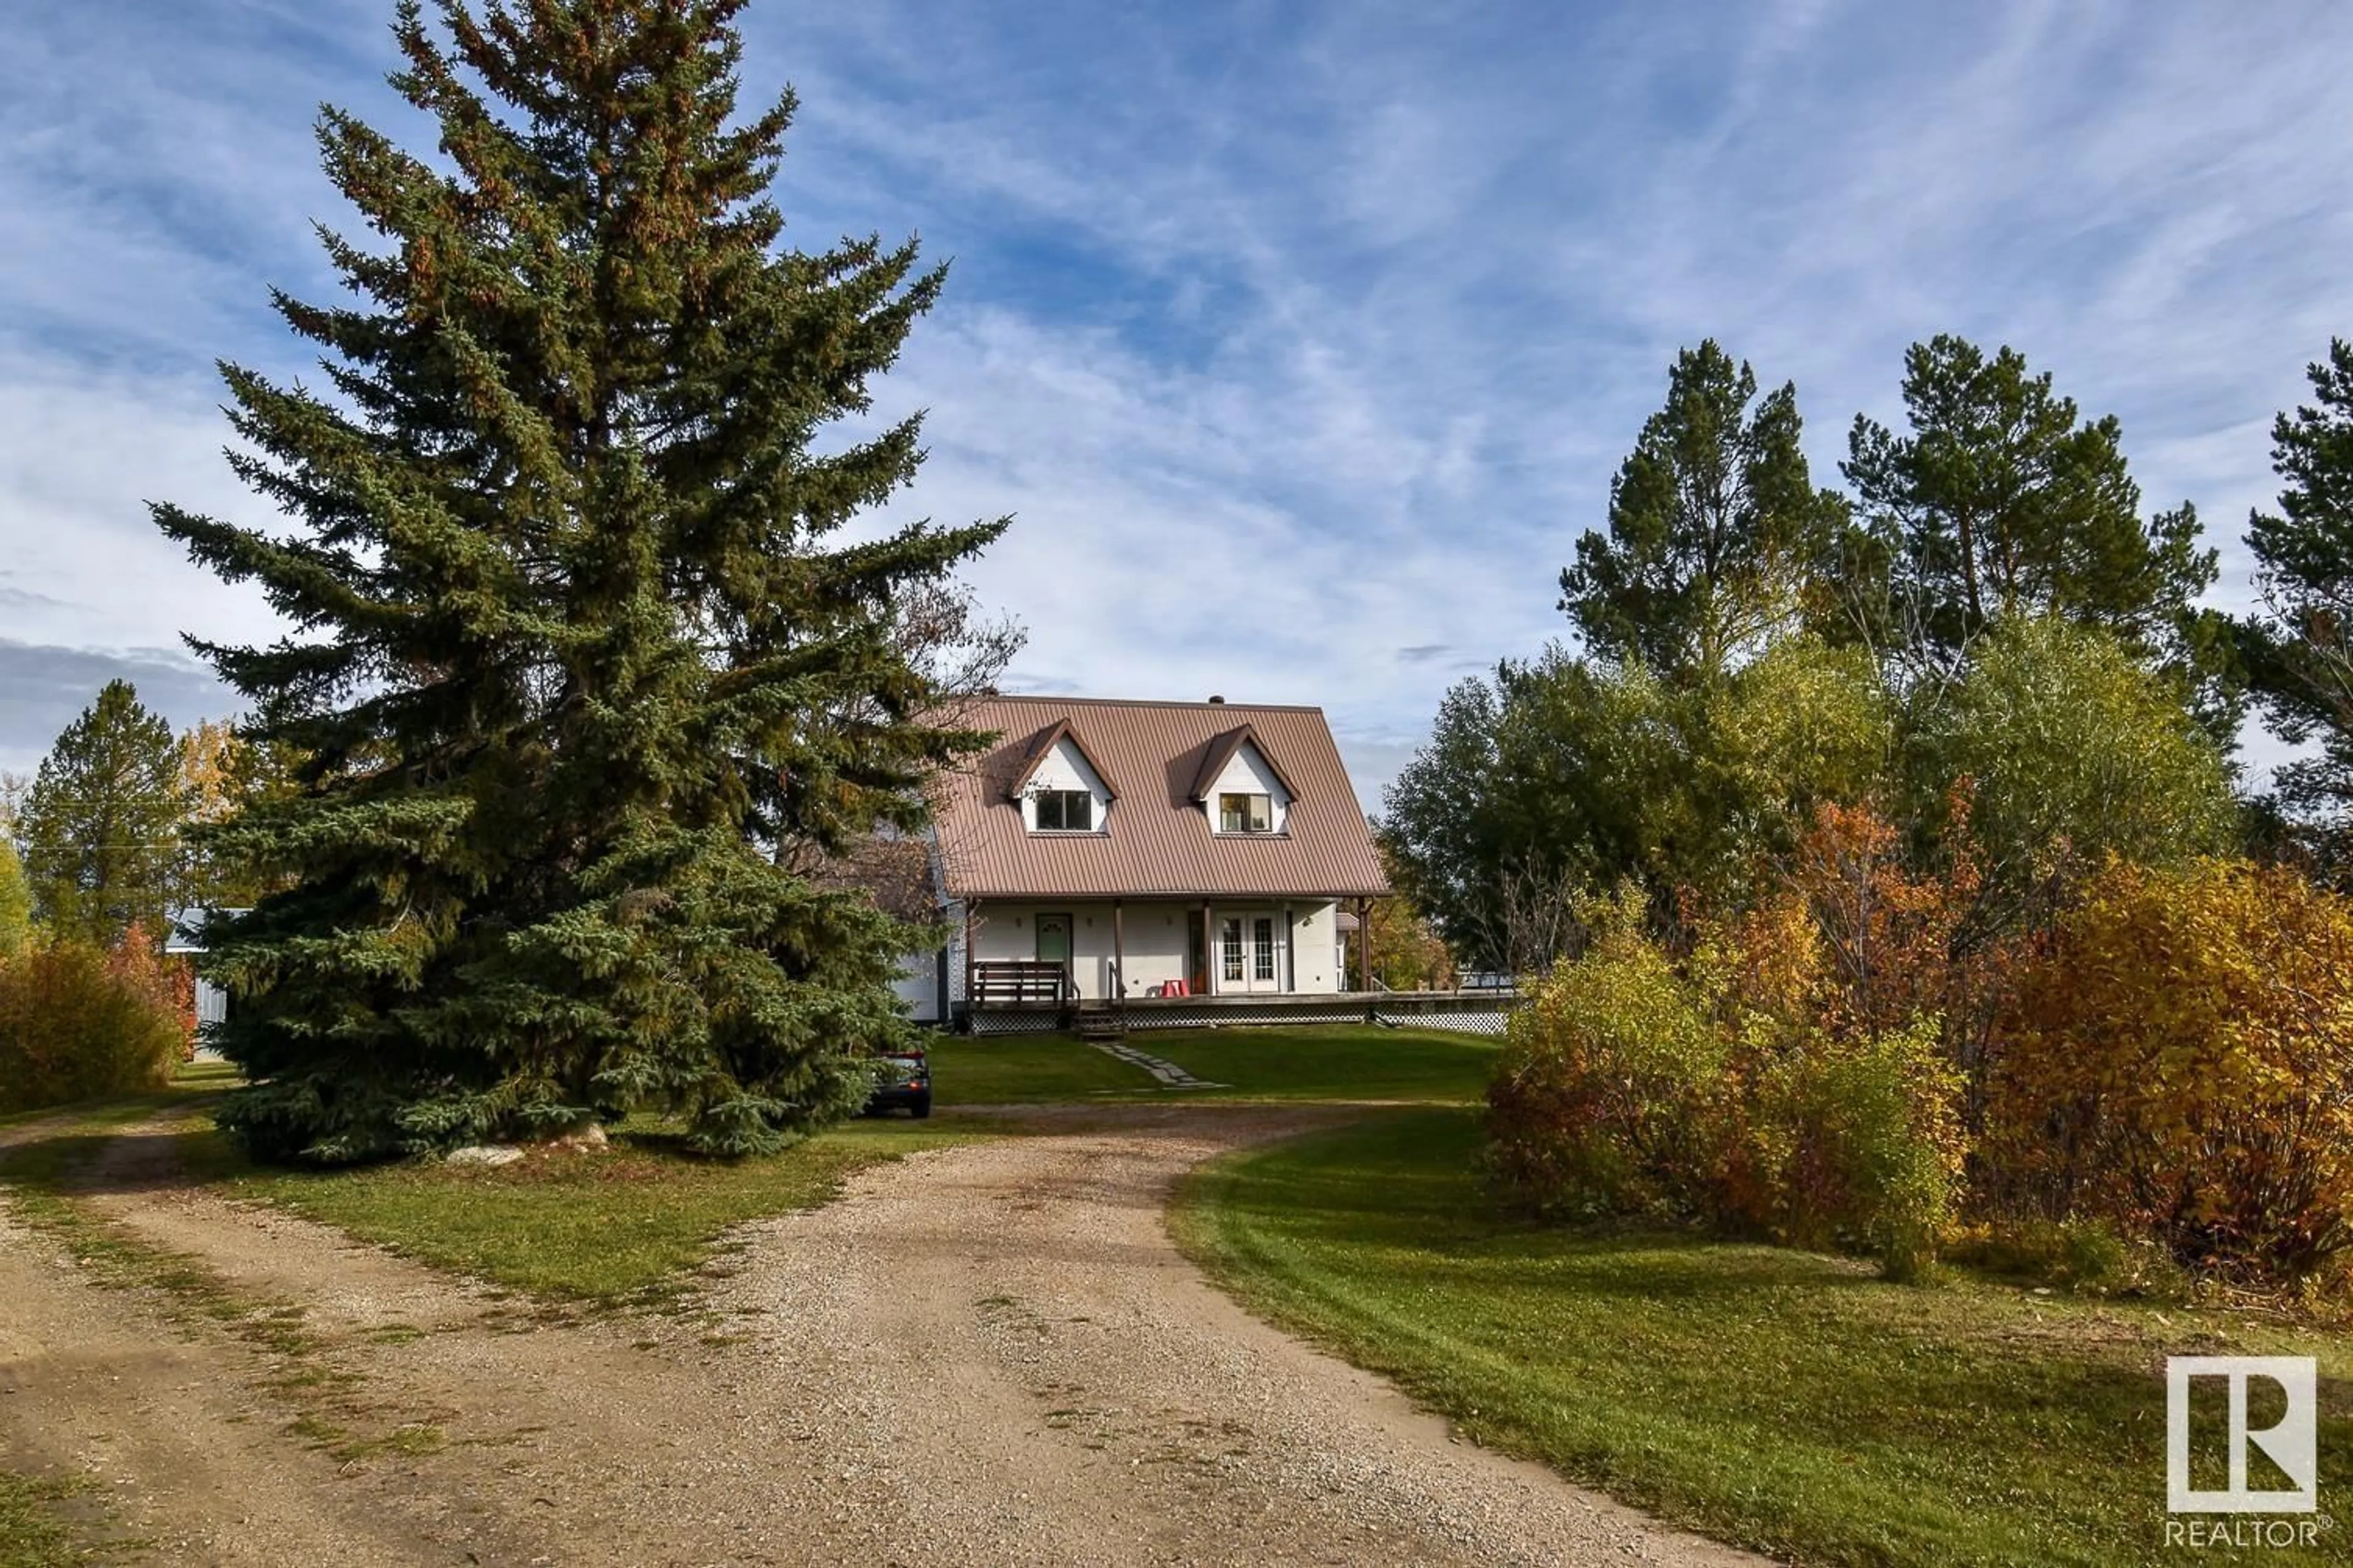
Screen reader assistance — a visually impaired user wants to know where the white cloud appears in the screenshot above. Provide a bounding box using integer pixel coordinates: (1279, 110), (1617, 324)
(0, 358), (278, 657)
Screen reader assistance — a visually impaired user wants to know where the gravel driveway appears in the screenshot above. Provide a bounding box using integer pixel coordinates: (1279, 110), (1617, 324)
(0, 1105), (1766, 1566)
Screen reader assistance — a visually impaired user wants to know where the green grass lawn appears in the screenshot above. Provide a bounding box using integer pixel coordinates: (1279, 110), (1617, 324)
(1137, 1024), (1499, 1102)
(943, 1025), (1499, 1104)
(1176, 1106), (2353, 1567)
(928, 1033), (1159, 1102)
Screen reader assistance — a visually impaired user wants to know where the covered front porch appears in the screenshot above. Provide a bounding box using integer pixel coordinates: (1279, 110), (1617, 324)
(956, 982), (1521, 1038)
(958, 895), (1373, 1008)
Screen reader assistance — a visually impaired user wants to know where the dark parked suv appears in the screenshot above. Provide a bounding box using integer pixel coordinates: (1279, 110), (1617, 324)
(865, 1043), (933, 1119)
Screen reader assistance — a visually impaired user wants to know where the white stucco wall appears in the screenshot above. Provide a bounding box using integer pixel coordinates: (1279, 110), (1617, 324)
(1205, 741), (1291, 834)
(892, 947), (947, 1021)
(1290, 901), (1341, 993)
(1019, 738), (1112, 832)
(967, 902), (1183, 999)
(958, 898), (1340, 1000)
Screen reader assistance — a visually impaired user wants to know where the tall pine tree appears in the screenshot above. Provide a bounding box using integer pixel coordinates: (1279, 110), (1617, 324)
(1559, 341), (1851, 681)
(155, 0), (1009, 1162)
(1841, 335), (2226, 701)
(17, 680), (186, 947)
(2241, 338), (2353, 844)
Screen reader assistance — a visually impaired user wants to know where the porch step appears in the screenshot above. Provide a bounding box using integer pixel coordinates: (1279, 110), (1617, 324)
(1073, 1004), (1128, 1042)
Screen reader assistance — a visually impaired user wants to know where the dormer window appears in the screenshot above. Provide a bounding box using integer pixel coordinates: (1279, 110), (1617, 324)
(1033, 789), (1095, 832)
(1194, 724), (1297, 836)
(1218, 792), (1273, 834)
(1006, 719), (1116, 835)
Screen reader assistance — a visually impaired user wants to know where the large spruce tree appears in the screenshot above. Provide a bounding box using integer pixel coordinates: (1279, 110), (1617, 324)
(17, 680), (186, 946)
(156, 0), (1007, 1162)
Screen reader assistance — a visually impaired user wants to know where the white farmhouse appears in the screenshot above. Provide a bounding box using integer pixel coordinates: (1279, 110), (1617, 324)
(895, 694), (1392, 1032)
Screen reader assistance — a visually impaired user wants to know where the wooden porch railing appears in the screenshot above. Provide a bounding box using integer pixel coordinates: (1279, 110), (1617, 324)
(969, 960), (1075, 1008)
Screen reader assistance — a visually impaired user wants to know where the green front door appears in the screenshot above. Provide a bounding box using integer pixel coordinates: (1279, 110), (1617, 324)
(1035, 913), (1074, 979)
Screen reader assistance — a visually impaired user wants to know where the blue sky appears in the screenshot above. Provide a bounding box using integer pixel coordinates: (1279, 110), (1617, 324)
(4, 1), (2351, 808)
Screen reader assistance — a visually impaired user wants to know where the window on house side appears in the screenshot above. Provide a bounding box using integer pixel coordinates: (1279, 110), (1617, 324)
(1033, 790), (1094, 831)
(1218, 792), (1273, 833)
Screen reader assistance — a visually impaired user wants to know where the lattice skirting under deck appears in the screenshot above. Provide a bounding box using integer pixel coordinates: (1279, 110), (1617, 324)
(968, 1007), (1067, 1037)
(1374, 1007), (1514, 1037)
(960, 997), (1522, 1037)
(1121, 1003), (1370, 1030)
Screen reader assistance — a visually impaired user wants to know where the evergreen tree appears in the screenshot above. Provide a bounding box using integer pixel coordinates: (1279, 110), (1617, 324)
(1842, 336), (2227, 700)
(154, 0), (1008, 1163)
(17, 681), (186, 945)
(1559, 341), (1852, 681)
(2241, 338), (2353, 847)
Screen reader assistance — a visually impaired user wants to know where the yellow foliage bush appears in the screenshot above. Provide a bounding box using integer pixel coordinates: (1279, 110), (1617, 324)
(1987, 858), (2353, 1284)
(1487, 803), (2353, 1293)
(1487, 884), (1965, 1279)
(1487, 889), (1729, 1223)
(0, 933), (188, 1115)
(1746, 1018), (1964, 1282)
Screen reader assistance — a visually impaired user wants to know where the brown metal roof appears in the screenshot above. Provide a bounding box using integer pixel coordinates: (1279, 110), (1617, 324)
(933, 695), (1391, 901)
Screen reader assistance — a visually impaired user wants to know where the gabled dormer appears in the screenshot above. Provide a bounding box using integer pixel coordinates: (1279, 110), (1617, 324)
(1189, 723), (1300, 836)
(1007, 718), (1116, 835)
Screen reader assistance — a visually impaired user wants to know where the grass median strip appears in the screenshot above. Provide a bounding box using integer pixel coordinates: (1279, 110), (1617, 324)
(0, 1094), (360, 1552)
(1174, 1105), (2353, 1568)
(0, 1096), (257, 1320)
(183, 1118), (985, 1305)
(0, 1472), (91, 1568)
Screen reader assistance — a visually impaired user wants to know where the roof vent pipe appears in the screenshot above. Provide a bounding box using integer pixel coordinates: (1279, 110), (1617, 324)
(1207, 694), (1225, 704)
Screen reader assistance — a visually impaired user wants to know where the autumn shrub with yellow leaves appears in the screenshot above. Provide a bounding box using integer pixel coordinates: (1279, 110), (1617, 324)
(0, 926), (189, 1115)
(1487, 887), (1732, 1226)
(1488, 876), (1968, 1281)
(1988, 857), (2353, 1287)
(1491, 811), (2353, 1293)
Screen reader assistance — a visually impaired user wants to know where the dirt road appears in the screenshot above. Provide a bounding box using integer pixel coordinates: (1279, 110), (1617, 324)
(0, 1105), (1764, 1566)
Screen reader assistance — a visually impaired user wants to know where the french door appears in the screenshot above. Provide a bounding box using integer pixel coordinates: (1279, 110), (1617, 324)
(1218, 912), (1283, 994)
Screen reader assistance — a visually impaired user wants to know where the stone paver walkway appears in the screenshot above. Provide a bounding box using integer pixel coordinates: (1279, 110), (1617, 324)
(1088, 1039), (1225, 1089)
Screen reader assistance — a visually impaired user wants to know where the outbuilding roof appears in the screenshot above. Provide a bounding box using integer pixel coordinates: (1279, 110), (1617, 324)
(933, 695), (1390, 901)
(808, 835), (937, 923)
